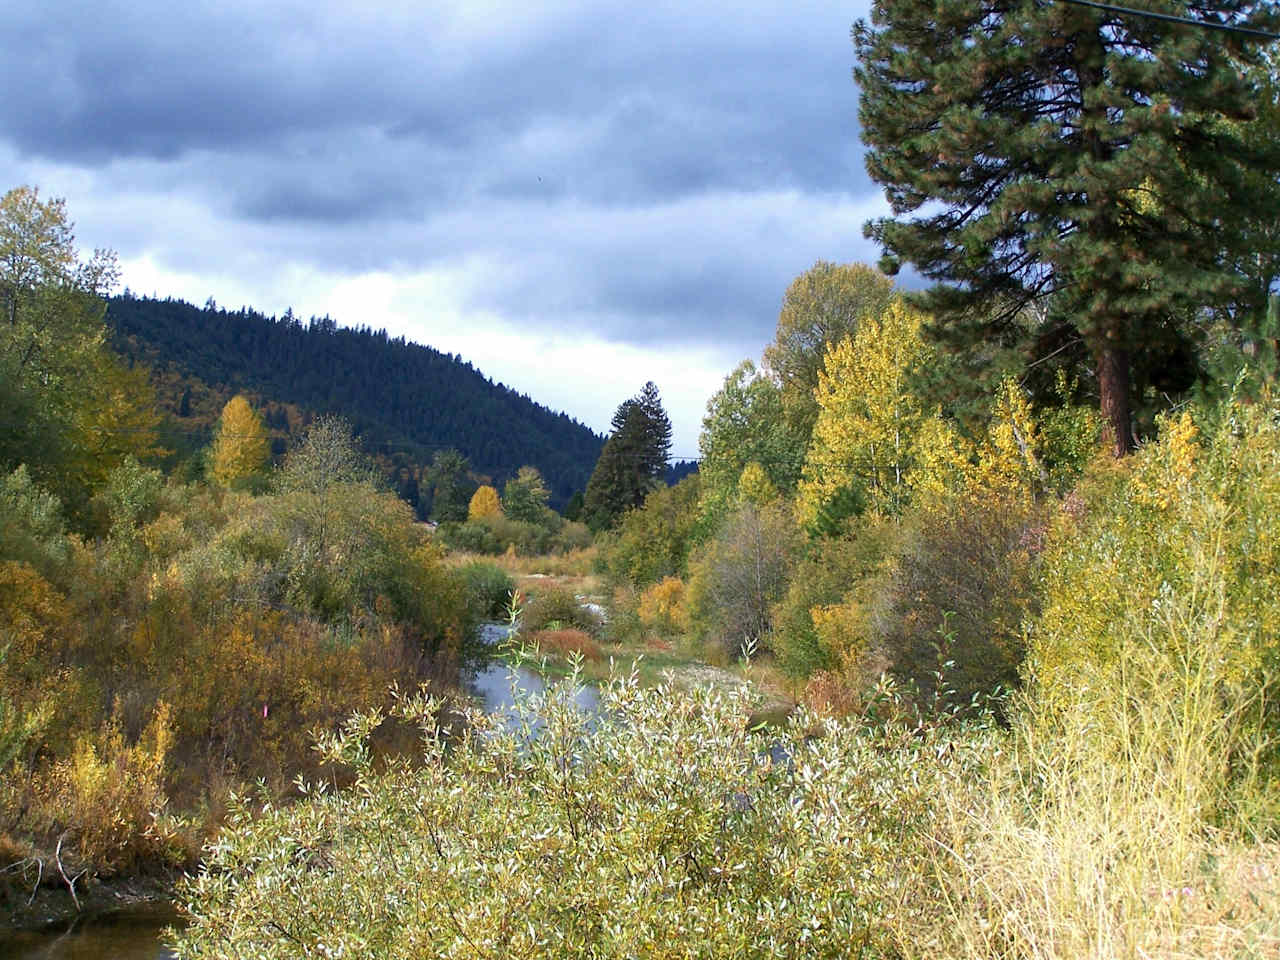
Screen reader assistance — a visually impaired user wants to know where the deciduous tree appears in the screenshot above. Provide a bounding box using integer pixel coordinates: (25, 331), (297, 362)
(210, 395), (270, 487)
(698, 361), (803, 523)
(501, 466), (551, 524)
(798, 301), (932, 527)
(0, 186), (158, 518)
(468, 485), (502, 520)
(763, 261), (894, 446)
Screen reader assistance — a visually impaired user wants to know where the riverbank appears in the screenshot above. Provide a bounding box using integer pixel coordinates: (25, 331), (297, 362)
(1, 869), (176, 934)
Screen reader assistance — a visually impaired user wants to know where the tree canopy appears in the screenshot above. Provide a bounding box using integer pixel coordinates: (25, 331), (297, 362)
(583, 382), (673, 531)
(855, 0), (1280, 453)
(0, 186), (159, 519)
(210, 395), (270, 488)
(762, 261), (895, 447)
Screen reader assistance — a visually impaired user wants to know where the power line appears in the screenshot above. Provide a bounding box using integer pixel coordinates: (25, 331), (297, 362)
(1057, 0), (1280, 39)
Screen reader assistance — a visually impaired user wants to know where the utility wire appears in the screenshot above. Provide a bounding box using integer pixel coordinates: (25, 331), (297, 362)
(1057, 0), (1280, 39)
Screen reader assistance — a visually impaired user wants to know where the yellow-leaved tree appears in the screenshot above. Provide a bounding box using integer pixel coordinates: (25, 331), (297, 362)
(468, 484), (502, 520)
(797, 299), (931, 526)
(210, 395), (270, 487)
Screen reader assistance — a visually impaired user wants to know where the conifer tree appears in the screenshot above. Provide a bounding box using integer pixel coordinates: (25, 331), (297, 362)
(210, 395), (270, 487)
(583, 382), (673, 531)
(855, 0), (1280, 454)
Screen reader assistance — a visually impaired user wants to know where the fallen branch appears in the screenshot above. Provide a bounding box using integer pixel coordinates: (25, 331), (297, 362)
(54, 832), (86, 911)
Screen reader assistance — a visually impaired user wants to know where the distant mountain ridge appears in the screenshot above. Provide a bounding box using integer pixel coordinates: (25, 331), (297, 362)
(105, 293), (605, 510)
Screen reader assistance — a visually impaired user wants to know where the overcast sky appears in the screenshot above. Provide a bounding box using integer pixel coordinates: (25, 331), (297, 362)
(1, 0), (891, 455)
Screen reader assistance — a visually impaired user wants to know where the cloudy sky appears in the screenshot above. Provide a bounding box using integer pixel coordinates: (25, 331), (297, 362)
(1, 0), (890, 455)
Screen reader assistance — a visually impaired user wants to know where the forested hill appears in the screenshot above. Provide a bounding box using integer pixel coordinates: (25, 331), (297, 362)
(105, 293), (604, 510)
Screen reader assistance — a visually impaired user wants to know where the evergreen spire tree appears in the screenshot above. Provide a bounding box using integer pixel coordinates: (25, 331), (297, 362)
(855, 0), (1280, 453)
(583, 382), (673, 531)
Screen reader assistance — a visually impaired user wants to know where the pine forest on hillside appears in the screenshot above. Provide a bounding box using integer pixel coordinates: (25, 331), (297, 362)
(106, 293), (606, 511)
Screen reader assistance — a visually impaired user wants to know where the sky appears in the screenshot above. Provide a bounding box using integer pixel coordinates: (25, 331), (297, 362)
(0, 0), (891, 456)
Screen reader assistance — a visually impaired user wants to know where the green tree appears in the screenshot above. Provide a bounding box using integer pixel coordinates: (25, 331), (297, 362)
(583, 382), (672, 532)
(855, 0), (1280, 454)
(210, 395), (270, 487)
(426, 449), (476, 524)
(604, 474), (702, 588)
(697, 361), (803, 524)
(0, 186), (158, 518)
(276, 416), (376, 559)
(762, 261), (895, 446)
(501, 466), (551, 524)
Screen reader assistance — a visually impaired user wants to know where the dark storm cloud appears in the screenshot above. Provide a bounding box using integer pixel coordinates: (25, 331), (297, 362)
(0, 0), (886, 352)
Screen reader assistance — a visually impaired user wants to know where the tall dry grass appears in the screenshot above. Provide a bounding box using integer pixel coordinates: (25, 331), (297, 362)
(916, 403), (1280, 959)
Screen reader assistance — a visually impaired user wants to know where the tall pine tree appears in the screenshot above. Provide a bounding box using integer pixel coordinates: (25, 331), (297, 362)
(855, 0), (1280, 453)
(583, 382), (673, 531)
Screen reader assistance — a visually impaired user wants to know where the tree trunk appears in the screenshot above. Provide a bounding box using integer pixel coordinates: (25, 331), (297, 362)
(1096, 341), (1134, 456)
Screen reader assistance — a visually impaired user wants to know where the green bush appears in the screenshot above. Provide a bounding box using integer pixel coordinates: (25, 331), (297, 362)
(603, 474), (701, 587)
(0, 466), (71, 584)
(457, 561), (515, 620)
(770, 515), (900, 681)
(173, 674), (997, 959)
(520, 585), (603, 638)
(436, 520), (502, 555)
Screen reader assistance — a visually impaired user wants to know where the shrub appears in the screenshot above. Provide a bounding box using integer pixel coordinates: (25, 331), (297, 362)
(550, 519), (593, 554)
(874, 489), (1044, 709)
(685, 501), (800, 657)
(769, 515), (900, 681)
(533, 628), (603, 662)
(901, 396), (1280, 957)
(603, 475), (701, 588)
(173, 674), (997, 959)
(38, 702), (179, 875)
(457, 561), (515, 620)
(436, 520), (501, 555)
(635, 576), (688, 635)
(520, 585), (603, 638)
(1030, 399), (1280, 804)
(0, 466), (71, 584)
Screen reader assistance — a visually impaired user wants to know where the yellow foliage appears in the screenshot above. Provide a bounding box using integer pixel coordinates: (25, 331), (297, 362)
(908, 416), (976, 500)
(972, 377), (1045, 499)
(468, 484), (502, 520)
(1130, 409), (1199, 510)
(737, 461), (778, 505)
(809, 601), (866, 663)
(210, 395), (270, 487)
(46, 701), (176, 874)
(798, 300), (931, 525)
(637, 576), (689, 634)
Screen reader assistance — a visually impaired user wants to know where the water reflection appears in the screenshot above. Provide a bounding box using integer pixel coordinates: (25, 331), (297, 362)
(2, 906), (179, 959)
(465, 622), (600, 723)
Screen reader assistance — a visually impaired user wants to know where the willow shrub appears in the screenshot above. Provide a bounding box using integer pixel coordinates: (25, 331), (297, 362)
(174, 670), (998, 959)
